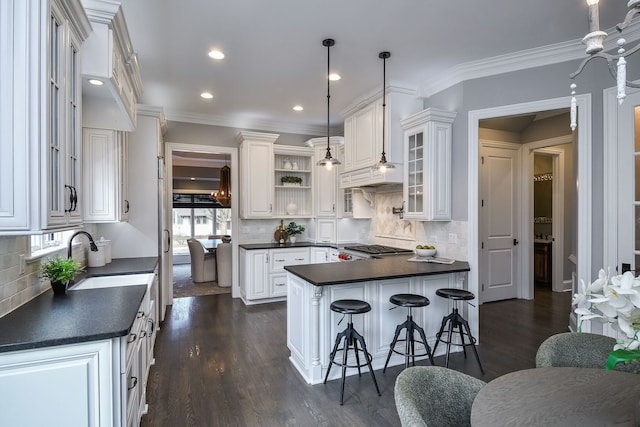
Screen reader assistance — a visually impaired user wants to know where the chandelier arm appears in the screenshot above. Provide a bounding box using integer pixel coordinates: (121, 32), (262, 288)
(617, 7), (640, 32)
(569, 52), (616, 80)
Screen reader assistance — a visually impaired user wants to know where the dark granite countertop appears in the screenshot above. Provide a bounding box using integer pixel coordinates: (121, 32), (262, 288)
(284, 254), (470, 286)
(239, 242), (338, 250)
(0, 257), (158, 354)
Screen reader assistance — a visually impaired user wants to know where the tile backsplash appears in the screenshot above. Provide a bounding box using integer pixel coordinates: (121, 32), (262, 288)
(0, 235), (88, 318)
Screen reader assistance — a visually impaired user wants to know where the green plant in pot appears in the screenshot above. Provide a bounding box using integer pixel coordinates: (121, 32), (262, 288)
(281, 176), (303, 186)
(286, 222), (305, 243)
(40, 254), (83, 295)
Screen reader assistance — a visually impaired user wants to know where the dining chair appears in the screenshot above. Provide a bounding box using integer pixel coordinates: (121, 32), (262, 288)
(186, 239), (216, 283)
(535, 332), (639, 373)
(394, 366), (486, 427)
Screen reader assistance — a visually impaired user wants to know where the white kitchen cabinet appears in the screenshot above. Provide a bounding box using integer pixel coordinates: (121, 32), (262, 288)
(83, 128), (130, 222)
(310, 247), (330, 263)
(81, 0), (142, 131)
(239, 132), (315, 219)
(308, 137), (343, 218)
(0, 340), (115, 426)
(238, 132), (278, 219)
(273, 145), (314, 218)
(0, 0), (90, 234)
(339, 84), (420, 188)
(401, 108), (457, 221)
(240, 247), (310, 304)
(315, 219), (337, 244)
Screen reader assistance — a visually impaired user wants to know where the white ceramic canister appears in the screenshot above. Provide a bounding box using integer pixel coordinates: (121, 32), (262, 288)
(87, 246), (105, 267)
(98, 238), (111, 263)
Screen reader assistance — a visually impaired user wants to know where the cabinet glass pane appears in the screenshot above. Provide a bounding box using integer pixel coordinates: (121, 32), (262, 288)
(408, 135), (416, 161)
(415, 132), (423, 159)
(415, 186), (423, 212)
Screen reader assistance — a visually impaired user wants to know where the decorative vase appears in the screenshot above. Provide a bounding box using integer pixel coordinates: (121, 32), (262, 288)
(283, 159), (292, 170)
(286, 202), (297, 215)
(292, 162), (299, 170)
(290, 236), (297, 244)
(51, 281), (69, 296)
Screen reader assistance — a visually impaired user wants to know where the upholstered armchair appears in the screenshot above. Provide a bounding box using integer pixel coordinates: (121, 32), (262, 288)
(394, 366), (486, 427)
(187, 239), (216, 283)
(535, 331), (639, 373)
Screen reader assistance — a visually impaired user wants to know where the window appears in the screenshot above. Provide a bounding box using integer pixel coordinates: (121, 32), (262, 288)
(29, 230), (77, 259)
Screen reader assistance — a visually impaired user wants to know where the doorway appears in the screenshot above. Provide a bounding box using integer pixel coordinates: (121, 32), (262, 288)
(163, 143), (239, 304)
(468, 95), (592, 335)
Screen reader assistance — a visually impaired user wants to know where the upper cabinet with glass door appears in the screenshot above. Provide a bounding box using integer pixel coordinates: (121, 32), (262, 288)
(0, 0), (91, 234)
(401, 108), (457, 221)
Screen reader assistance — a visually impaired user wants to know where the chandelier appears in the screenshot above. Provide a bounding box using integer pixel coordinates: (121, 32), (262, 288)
(570, 0), (640, 130)
(211, 164), (231, 207)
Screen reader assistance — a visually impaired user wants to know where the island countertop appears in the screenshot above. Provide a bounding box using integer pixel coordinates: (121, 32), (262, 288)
(284, 254), (470, 286)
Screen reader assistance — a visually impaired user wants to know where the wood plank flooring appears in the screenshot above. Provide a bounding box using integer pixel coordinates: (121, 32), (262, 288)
(141, 289), (572, 427)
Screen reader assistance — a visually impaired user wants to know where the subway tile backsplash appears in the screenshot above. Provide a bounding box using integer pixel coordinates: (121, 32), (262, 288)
(0, 236), (88, 318)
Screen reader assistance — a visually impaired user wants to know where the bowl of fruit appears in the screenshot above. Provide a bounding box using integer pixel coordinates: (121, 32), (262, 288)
(415, 244), (436, 257)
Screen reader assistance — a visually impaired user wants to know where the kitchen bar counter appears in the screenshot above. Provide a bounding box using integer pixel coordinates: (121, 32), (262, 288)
(0, 256), (158, 353)
(285, 254), (469, 285)
(286, 255), (471, 384)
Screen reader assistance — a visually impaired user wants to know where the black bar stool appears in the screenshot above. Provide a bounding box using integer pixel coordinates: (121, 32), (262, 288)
(323, 299), (381, 405)
(432, 288), (484, 374)
(383, 293), (435, 372)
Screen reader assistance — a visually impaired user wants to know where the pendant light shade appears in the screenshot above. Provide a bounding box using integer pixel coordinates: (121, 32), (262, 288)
(373, 51), (395, 172)
(212, 164), (231, 207)
(317, 38), (341, 169)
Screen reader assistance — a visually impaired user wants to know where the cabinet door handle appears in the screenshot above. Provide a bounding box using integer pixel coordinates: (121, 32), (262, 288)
(128, 376), (138, 390)
(127, 333), (137, 343)
(269, 204), (272, 213)
(125, 199), (130, 213)
(164, 229), (171, 253)
(137, 311), (144, 318)
(332, 203), (335, 213)
(65, 185), (73, 212)
(72, 186), (78, 211)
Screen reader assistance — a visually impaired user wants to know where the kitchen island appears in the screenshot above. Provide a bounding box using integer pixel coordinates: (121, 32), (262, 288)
(284, 255), (471, 384)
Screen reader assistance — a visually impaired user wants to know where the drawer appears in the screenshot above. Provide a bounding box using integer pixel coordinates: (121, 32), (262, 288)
(270, 274), (288, 297)
(270, 249), (309, 272)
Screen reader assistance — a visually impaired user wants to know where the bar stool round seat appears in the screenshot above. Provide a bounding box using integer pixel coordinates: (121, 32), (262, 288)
(330, 299), (371, 315)
(383, 294), (435, 372)
(432, 288), (484, 374)
(389, 293), (430, 308)
(324, 299), (381, 405)
(435, 288), (475, 301)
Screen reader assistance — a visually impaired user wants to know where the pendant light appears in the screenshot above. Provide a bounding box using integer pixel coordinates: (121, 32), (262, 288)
(211, 163), (231, 207)
(317, 38), (341, 169)
(373, 51), (395, 172)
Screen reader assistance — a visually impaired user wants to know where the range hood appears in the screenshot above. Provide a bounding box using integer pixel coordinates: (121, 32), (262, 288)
(339, 165), (403, 188)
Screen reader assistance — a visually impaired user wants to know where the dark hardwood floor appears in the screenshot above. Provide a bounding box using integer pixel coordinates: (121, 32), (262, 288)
(141, 288), (572, 427)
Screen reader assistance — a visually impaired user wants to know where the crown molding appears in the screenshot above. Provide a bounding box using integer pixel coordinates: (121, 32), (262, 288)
(339, 80), (419, 117)
(421, 21), (640, 98)
(164, 109), (330, 136)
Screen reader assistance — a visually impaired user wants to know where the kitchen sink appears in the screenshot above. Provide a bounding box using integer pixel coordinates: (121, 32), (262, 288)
(70, 273), (154, 290)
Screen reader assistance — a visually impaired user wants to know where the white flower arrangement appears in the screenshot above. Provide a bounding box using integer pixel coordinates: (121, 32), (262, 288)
(573, 268), (640, 369)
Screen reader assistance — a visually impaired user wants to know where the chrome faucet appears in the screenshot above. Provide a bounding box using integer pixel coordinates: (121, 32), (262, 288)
(67, 231), (98, 259)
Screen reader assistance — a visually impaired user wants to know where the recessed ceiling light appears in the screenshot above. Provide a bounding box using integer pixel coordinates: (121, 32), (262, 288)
(88, 79), (103, 86)
(329, 73), (341, 81)
(201, 92), (213, 99)
(208, 50), (225, 60)
(293, 105), (304, 111)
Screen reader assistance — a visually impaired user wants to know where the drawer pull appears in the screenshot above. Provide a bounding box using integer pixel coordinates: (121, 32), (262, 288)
(294, 258), (305, 261)
(128, 376), (138, 390)
(137, 311), (144, 318)
(275, 258), (285, 262)
(275, 282), (285, 287)
(127, 333), (137, 343)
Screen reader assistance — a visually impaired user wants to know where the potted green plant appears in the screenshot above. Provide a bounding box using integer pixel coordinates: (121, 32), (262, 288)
(286, 222), (305, 243)
(40, 254), (83, 295)
(281, 176), (303, 186)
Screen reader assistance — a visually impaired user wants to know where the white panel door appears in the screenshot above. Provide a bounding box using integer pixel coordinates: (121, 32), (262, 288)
(480, 143), (521, 302)
(616, 92), (640, 274)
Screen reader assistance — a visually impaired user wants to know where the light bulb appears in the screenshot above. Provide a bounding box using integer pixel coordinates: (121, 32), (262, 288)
(325, 162), (333, 170)
(379, 164), (387, 173)
(586, 0), (599, 5)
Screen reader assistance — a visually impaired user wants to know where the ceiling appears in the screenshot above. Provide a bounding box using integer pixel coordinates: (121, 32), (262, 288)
(120, 0), (631, 135)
